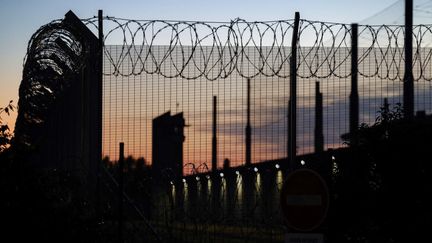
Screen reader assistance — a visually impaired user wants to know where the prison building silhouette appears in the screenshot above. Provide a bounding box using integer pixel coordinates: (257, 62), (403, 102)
(152, 111), (186, 179)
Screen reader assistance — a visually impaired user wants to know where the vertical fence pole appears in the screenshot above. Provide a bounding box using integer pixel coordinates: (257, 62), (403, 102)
(287, 99), (291, 160)
(118, 142), (124, 243)
(404, 0), (414, 120)
(350, 23), (359, 145)
(96, 9), (104, 218)
(245, 78), (252, 167)
(288, 12), (300, 169)
(212, 96), (217, 172)
(315, 81), (324, 153)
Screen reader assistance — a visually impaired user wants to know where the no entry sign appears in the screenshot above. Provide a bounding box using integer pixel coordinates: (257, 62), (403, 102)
(280, 169), (329, 232)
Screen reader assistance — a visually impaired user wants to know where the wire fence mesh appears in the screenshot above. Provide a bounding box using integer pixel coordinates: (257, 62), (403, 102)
(85, 17), (432, 241)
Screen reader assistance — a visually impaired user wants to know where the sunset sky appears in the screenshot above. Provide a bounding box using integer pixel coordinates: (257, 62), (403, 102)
(0, 0), (404, 128)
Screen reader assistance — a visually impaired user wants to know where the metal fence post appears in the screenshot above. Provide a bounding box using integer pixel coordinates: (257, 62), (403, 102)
(315, 81), (324, 153)
(246, 78), (252, 167)
(288, 12), (300, 169)
(404, 0), (414, 119)
(350, 23), (359, 145)
(118, 142), (124, 243)
(212, 96), (217, 172)
(96, 9), (104, 219)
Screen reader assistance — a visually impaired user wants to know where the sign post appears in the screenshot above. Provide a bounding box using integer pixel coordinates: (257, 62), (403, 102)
(280, 169), (329, 242)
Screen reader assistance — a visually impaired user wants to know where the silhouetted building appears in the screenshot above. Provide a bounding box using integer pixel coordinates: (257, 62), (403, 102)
(152, 111), (185, 179)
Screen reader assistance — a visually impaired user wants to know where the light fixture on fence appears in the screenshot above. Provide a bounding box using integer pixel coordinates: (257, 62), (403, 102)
(301, 160), (306, 166)
(331, 156), (336, 160)
(235, 170), (240, 175)
(254, 167), (258, 172)
(220, 172), (224, 178)
(170, 181), (174, 185)
(275, 164), (280, 169)
(182, 178), (186, 183)
(206, 175), (211, 180)
(196, 176), (200, 181)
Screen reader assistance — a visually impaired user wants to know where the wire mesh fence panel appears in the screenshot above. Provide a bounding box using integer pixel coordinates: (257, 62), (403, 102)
(88, 17), (432, 242)
(103, 45), (292, 171)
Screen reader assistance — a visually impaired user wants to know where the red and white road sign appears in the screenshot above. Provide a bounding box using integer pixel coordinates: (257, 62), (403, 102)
(280, 169), (329, 232)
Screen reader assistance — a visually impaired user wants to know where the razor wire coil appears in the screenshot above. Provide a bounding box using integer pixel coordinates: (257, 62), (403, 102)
(83, 17), (432, 81)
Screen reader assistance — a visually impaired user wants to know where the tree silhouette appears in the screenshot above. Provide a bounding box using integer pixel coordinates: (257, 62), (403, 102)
(333, 102), (432, 242)
(0, 100), (15, 153)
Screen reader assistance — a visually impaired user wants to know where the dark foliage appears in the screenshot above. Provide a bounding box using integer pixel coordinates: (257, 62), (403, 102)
(0, 101), (15, 152)
(1, 155), (91, 242)
(0, 151), (154, 243)
(331, 104), (432, 242)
